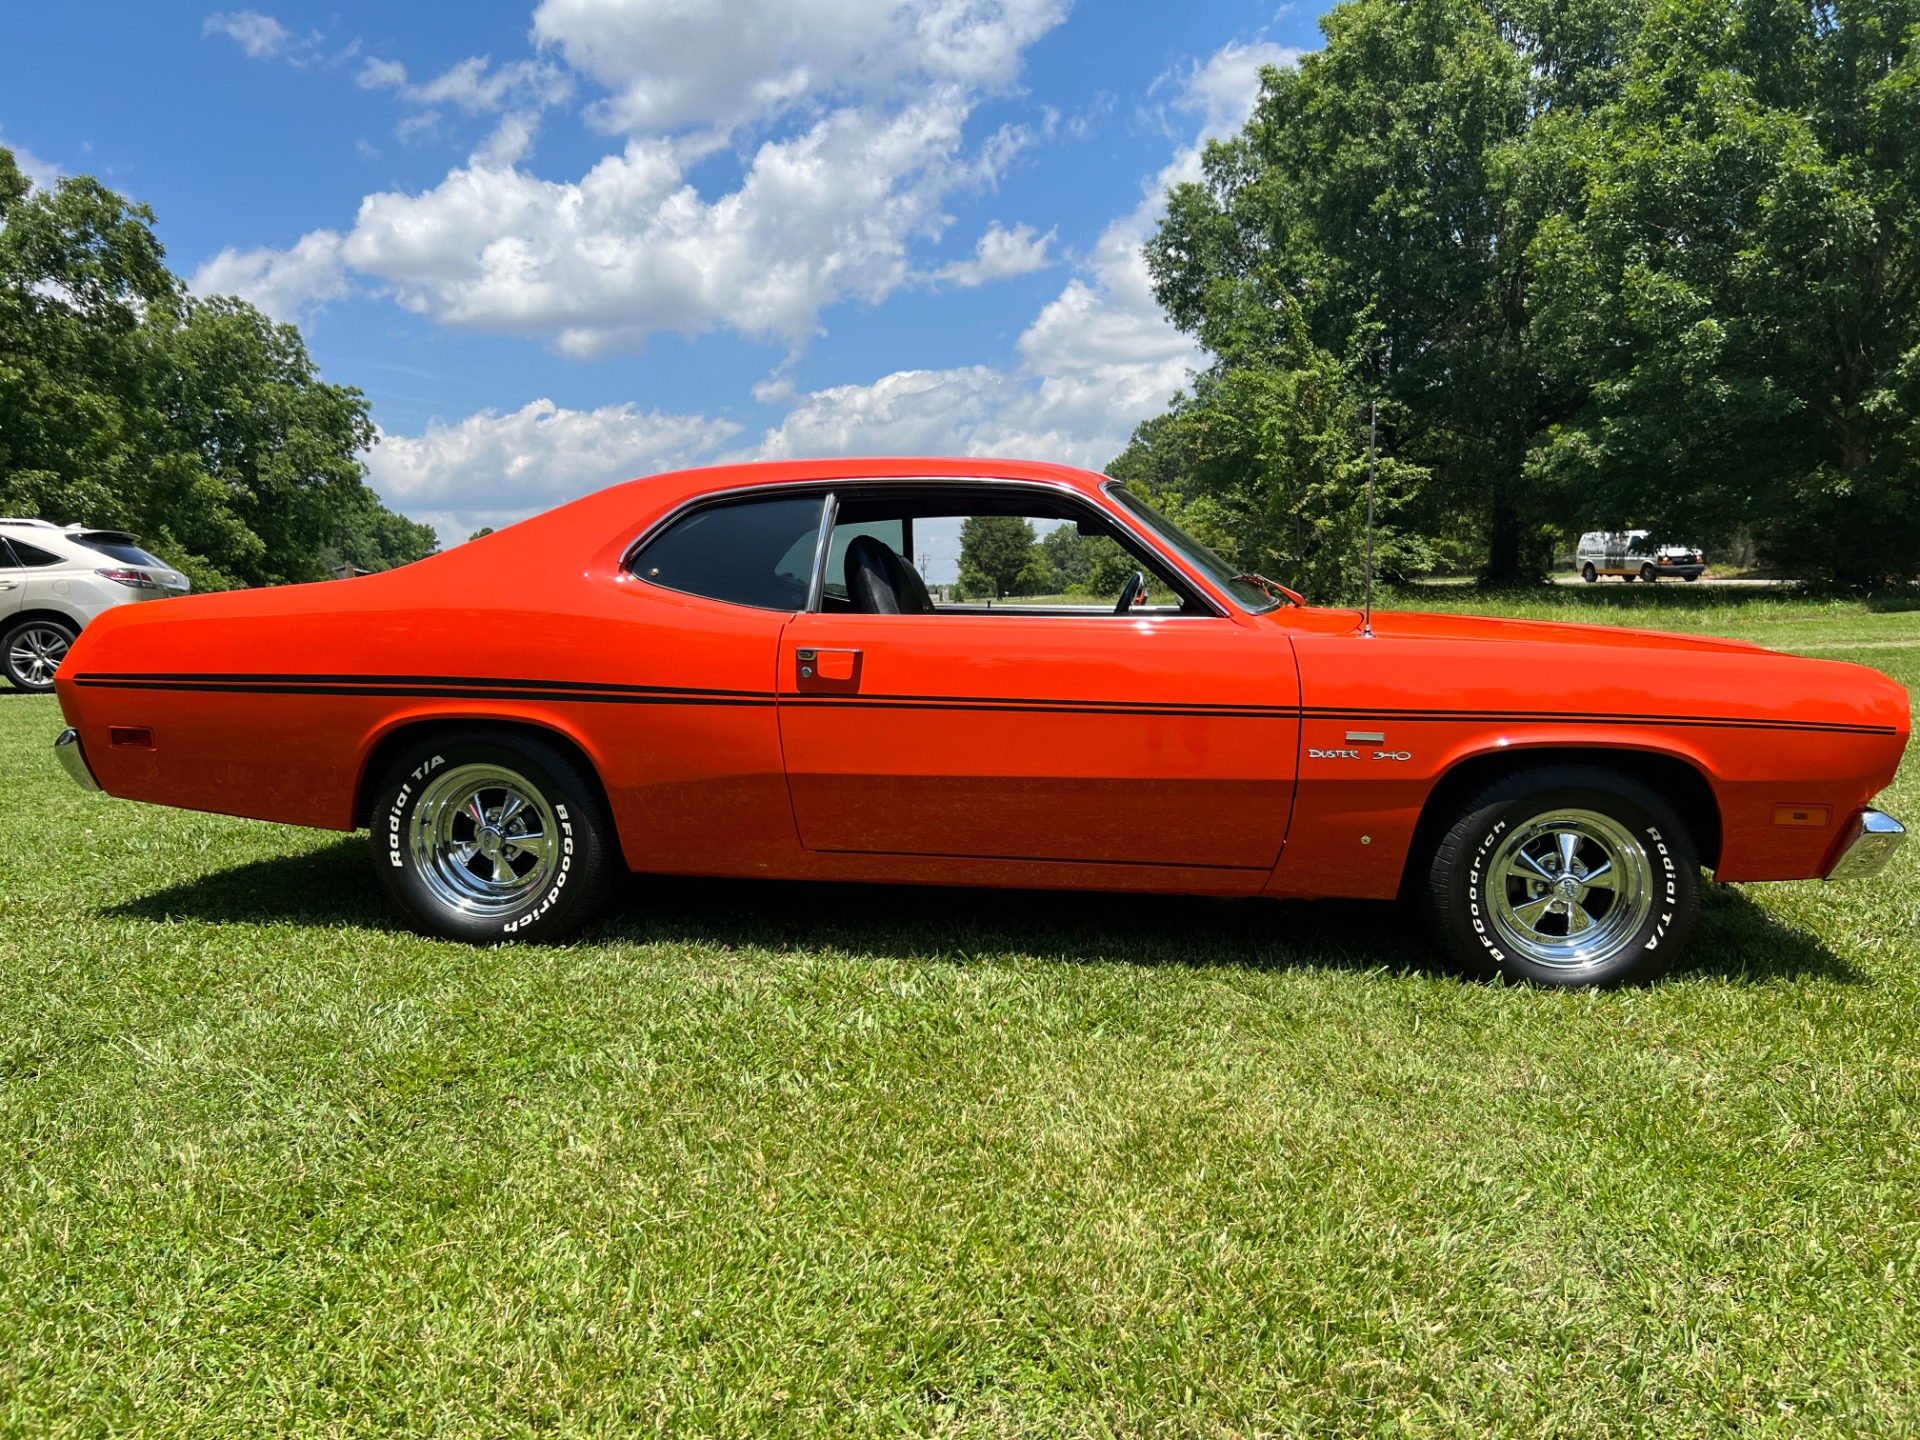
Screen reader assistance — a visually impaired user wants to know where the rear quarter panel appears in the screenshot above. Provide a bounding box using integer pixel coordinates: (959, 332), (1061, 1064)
(53, 486), (803, 876)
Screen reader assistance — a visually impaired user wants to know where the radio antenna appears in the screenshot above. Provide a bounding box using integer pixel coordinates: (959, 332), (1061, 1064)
(1362, 398), (1377, 639)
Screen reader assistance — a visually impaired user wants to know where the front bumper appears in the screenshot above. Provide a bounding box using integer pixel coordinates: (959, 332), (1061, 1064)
(1655, 563), (1707, 578)
(1826, 809), (1905, 881)
(53, 728), (101, 793)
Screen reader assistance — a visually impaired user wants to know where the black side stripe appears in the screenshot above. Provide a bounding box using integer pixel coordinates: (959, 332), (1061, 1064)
(68, 673), (1899, 735)
(1302, 705), (1897, 736)
(74, 675), (772, 707)
(76, 671), (769, 701)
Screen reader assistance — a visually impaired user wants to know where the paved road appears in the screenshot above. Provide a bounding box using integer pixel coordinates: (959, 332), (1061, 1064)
(1549, 574), (1792, 587)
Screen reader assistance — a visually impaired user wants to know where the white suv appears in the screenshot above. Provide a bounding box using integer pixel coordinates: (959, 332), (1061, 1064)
(0, 520), (191, 693)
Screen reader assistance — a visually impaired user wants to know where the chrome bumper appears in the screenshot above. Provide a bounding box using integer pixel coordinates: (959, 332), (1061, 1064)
(53, 728), (101, 793)
(1826, 809), (1905, 881)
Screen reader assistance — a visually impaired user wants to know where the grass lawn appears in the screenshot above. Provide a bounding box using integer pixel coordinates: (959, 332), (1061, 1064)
(2, 588), (1917, 1436)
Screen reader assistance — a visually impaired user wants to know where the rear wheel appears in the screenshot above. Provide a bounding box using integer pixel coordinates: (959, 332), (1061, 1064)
(1422, 765), (1699, 987)
(2, 618), (77, 693)
(1581, 563), (1597, 583)
(370, 731), (618, 943)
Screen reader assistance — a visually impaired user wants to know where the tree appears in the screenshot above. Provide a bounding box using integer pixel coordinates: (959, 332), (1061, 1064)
(1528, 0), (1920, 583)
(0, 149), (179, 533)
(1144, 0), (1649, 582)
(1107, 311), (1435, 602)
(0, 148), (436, 587)
(958, 515), (1041, 597)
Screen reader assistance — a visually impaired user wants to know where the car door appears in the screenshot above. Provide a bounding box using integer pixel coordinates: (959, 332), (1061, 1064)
(775, 500), (1300, 876)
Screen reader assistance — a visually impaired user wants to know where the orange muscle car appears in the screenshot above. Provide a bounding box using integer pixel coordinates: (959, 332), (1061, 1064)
(51, 458), (1909, 986)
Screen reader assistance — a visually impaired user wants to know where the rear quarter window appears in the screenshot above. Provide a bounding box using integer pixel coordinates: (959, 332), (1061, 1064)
(8, 540), (65, 567)
(629, 495), (825, 610)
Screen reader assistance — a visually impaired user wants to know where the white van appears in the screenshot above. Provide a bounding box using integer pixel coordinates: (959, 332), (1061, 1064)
(1574, 530), (1705, 583)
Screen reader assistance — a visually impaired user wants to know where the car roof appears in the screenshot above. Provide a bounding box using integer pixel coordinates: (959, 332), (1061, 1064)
(524, 456), (1112, 545)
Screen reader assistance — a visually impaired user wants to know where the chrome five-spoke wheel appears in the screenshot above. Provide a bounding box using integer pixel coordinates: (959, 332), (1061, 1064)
(1424, 764), (1700, 987)
(372, 731), (615, 943)
(409, 763), (559, 918)
(1485, 809), (1652, 972)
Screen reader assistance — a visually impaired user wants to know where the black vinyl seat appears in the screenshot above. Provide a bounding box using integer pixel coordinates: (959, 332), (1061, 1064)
(845, 535), (936, 615)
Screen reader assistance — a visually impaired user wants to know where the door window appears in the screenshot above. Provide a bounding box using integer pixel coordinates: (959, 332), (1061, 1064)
(629, 494), (825, 611)
(818, 487), (1204, 616)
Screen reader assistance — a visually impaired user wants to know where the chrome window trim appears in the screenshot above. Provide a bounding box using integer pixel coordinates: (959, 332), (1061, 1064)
(805, 492), (839, 613)
(1100, 479), (1278, 617)
(617, 475), (1230, 620)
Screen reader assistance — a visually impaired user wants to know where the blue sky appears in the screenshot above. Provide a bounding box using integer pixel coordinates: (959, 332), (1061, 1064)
(2, 1), (1321, 558)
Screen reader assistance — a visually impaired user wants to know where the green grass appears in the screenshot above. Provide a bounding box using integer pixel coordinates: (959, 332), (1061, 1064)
(2, 589), (1918, 1436)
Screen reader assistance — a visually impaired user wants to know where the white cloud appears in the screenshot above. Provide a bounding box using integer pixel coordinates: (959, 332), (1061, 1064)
(1, 131), (60, 189)
(222, 0), (1067, 352)
(353, 33), (1292, 541)
(471, 111), (542, 169)
(357, 57), (408, 90)
(747, 40), (1297, 469)
(933, 221), (1055, 287)
(203, 10), (298, 60)
(189, 229), (350, 322)
(333, 96), (985, 353)
(1170, 40), (1297, 141)
(359, 54), (573, 114)
(531, 0), (1067, 135)
(362, 398), (740, 540)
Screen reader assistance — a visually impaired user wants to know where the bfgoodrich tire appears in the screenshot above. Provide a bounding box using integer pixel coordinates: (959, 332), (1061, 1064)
(369, 731), (617, 943)
(1423, 765), (1699, 987)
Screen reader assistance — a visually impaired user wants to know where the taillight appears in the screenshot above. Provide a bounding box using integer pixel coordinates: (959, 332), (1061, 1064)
(96, 568), (156, 588)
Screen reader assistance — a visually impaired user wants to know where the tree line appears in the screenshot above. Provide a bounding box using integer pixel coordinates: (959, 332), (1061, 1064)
(0, 148), (434, 590)
(1114, 0), (1920, 592)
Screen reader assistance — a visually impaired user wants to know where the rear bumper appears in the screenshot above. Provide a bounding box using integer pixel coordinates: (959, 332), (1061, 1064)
(1825, 809), (1905, 881)
(53, 728), (101, 793)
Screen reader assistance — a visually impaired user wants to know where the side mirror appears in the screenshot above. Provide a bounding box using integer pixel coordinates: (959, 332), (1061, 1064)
(1075, 520), (1103, 537)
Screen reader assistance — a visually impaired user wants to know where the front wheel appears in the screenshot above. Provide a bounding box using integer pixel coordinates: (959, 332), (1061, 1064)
(370, 731), (618, 943)
(1422, 765), (1699, 987)
(1640, 563), (1658, 583)
(3, 618), (77, 693)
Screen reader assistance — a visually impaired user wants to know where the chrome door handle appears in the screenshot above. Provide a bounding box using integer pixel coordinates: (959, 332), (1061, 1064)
(795, 647), (862, 689)
(0, 580), (17, 589)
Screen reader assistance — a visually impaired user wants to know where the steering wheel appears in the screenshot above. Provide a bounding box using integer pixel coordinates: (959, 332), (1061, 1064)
(1113, 569), (1148, 615)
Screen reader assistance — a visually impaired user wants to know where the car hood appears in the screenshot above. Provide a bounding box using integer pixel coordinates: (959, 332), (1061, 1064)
(1277, 606), (1768, 655)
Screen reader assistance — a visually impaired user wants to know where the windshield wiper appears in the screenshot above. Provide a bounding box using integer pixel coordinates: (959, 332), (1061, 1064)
(1231, 572), (1305, 607)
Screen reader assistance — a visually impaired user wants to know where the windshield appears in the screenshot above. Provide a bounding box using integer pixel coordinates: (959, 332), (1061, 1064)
(74, 534), (168, 568)
(1103, 483), (1281, 613)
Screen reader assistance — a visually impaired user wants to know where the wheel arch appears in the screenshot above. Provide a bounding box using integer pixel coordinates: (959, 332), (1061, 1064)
(4, 607), (84, 636)
(352, 714), (615, 830)
(1397, 743), (1723, 898)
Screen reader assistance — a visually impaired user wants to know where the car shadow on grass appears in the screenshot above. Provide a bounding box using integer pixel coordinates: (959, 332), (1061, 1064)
(104, 836), (1862, 985)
